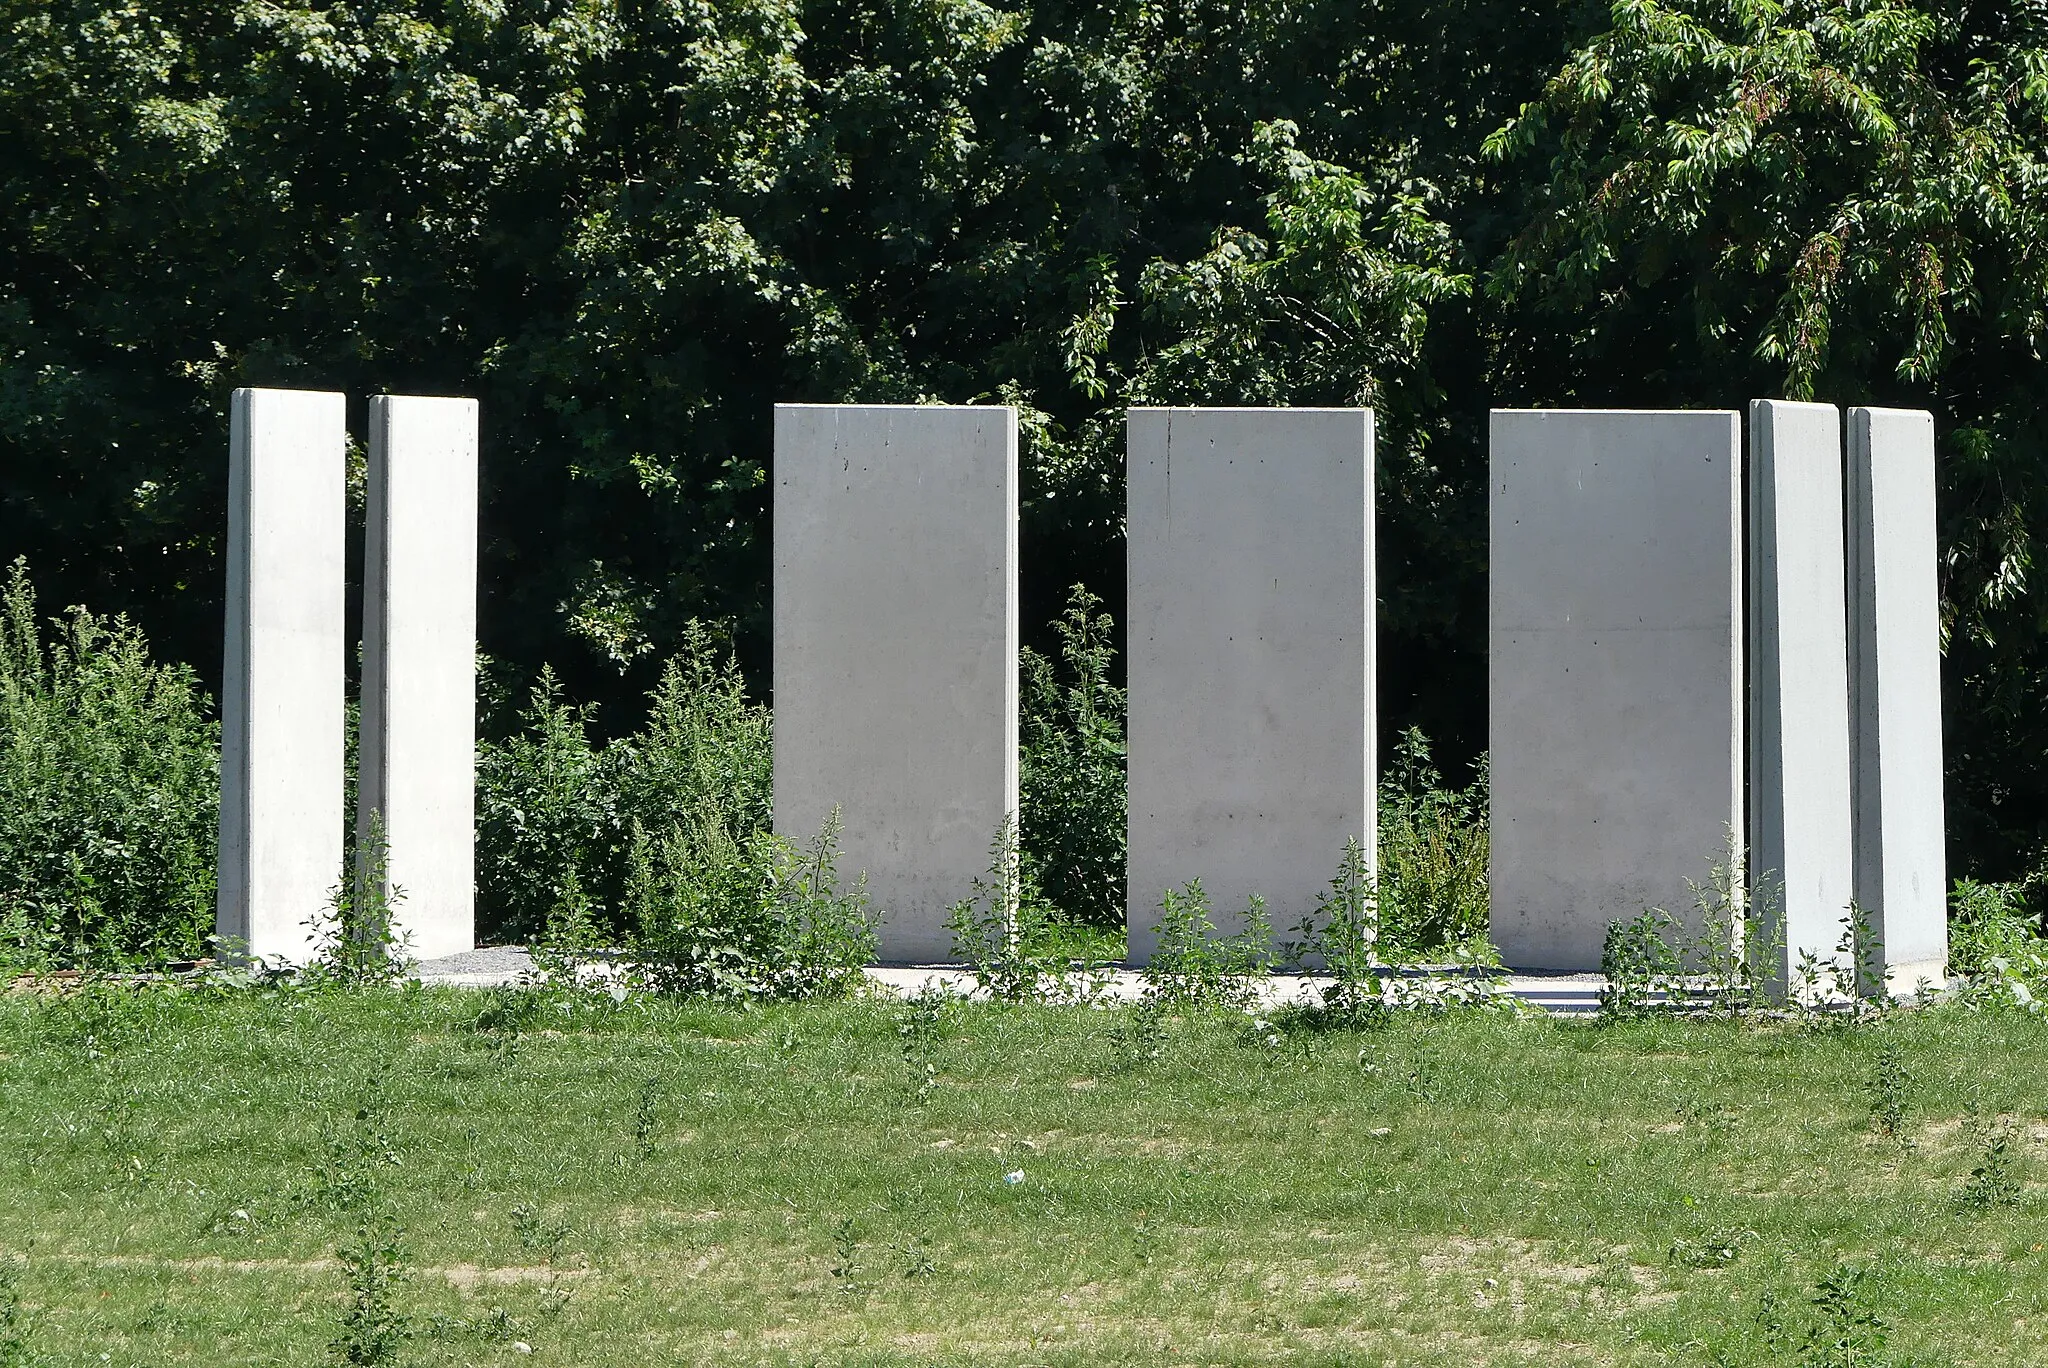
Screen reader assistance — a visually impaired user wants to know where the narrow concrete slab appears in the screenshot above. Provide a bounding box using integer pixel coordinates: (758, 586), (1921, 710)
(1489, 409), (1744, 970)
(1124, 408), (1375, 962)
(217, 387), (348, 965)
(772, 404), (1019, 963)
(1748, 399), (1855, 990)
(359, 395), (480, 961)
(1848, 407), (1948, 992)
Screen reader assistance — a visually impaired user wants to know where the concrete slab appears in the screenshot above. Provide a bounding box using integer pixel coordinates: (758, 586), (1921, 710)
(1489, 409), (1744, 970)
(1848, 407), (1948, 991)
(1124, 408), (1375, 961)
(772, 404), (1019, 962)
(217, 387), (348, 965)
(1748, 400), (1855, 991)
(359, 395), (479, 961)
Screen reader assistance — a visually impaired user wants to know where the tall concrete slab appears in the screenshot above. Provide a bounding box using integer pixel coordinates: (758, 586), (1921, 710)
(1848, 407), (1947, 991)
(772, 404), (1018, 963)
(358, 395), (480, 961)
(1748, 400), (1855, 990)
(218, 387), (348, 964)
(1125, 408), (1375, 962)
(1489, 410), (1743, 970)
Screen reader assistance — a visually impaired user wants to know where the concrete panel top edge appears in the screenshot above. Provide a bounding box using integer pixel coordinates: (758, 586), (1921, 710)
(232, 386), (345, 401)
(1489, 407), (1740, 418)
(773, 403), (1017, 413)
(1848, 406), (1935, 421)
(1749, 398), (1839, 414)
(1126, 406), (1372, 415)
(372, 394), (480, 406)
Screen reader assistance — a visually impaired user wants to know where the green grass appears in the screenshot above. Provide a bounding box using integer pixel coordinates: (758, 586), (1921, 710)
(4, 985), (2048, 1364)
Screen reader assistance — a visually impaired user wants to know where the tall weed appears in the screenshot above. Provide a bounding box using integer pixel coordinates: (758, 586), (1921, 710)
(1019, 586), (1126, 927)
(0, 560), (218, 970)
(1376, 728), (1487, 955)
(629, 808), (874, 1001)
(474, 624), (772, 945)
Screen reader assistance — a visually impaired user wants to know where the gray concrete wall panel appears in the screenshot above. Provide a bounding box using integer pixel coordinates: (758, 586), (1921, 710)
(1125, 407), (1375, 963)
(1747, 399), (1856, 988)
(1848, 407), (1948, 990)
(772, 404), (1019, 963)
(217, 387), (348, 964)
(1489, 409), (1744, 970)
(359, 395), (480, 962)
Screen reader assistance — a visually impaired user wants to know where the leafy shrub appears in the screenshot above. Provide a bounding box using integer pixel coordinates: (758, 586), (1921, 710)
(628, 808), (874, 1001)
(1949, 877), (2048, 1010)
(1019, 585), (1126, 928)
(946, 815), (1084, 1002)
(474, 624), (771, 945)
(1376, 728), (1488, 955)
(0, 560), (219, 970)
(1144, 880), (1272, 1010)
(473, 668), (622, 946)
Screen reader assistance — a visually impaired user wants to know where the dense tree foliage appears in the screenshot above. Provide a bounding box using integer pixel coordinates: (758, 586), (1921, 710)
(3, 0), (2044, 883)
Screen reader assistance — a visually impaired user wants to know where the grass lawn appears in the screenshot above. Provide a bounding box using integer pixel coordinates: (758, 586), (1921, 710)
(2, 984), (2047, 1364)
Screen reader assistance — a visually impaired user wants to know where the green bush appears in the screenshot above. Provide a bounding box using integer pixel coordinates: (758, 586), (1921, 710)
(1019, 586), (1126, 927)
(474, 623), (772, 946)
(628, 809), (875, 1001)
(0, 560), (218, 970)
(1949, 877), (2048, 1010)
(1377, 728), (1488, 955)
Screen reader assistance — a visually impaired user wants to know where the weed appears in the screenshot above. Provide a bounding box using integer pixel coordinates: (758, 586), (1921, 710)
(1144, 880), (1271, 1010)
(1959, 1121), (2021, 1211)
(829, 1216), (863, 1293)
(1599, 909), (1682, 1020)
(948, 815), (1062, 1002)
(1019, 585), (1127, 928)
(307, 819), (411, 984)
(313, 1076), (402, 1213)
(631, 806), (875, 1001)
(1375, 729), (1488, 954)
(896, 1235), (937, 1280)
(510, 1204), (572, 1259)
(1107, 996), (1167, 1070)
(332, 1219), (408, 1365)
(1802, 1262), (1890, 1367)
(1289, 838), (1383, 1019)
(474, 628), (772, 947)
(1668, 1227), (1753, 1269)
(1949, 877), (2048, 1011)
(464, 985), (546, 1063)
(1869, 1041), (1909, 1139)
(528, 866), (603, 993)
(631, 1075), (662, 1159)
(1837, 902), (1889, 1013)
(0, 1256), (30, 1368)
(897, 986), (959, 1099)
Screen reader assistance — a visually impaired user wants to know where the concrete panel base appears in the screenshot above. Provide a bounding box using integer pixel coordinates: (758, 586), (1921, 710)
(359, 395), (480, 962)
(1848, 407), (1948, 990)
(1748, 400), (1855, 990)
(217, 387), (348, 965)
(772, 405), (1018, 963)
(1489, 410), (1744, 970)
(1125, 408), (1375, 962)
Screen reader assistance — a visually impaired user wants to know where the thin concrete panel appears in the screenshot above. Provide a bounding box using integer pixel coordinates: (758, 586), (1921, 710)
(1748, 400), (1855, 988)
(218, 387), (348, 964)
(359, 395), (479, 961)
(1489, 410), (1743, 970)
(772, 404), (1018, 963)
(1125, 408), (1375, 963)
(1848, 407), (1947, 991)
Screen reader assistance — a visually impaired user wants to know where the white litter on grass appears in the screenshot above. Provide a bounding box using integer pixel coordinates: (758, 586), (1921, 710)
(1003, 1170), (1025, 1186)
